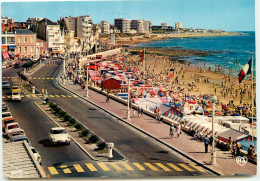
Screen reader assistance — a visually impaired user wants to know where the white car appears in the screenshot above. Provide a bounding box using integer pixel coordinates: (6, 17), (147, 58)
(9, 128), (26, 141)
(49, 127), (71, 145)
(5, 122), (20, 138)
(2, 81), (10, 89)
(30, 147), (42, 165)
(2, 112), (12, 119)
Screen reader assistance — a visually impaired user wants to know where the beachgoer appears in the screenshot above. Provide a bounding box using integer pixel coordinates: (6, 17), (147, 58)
(169, 124), (174, 138)
(137, 106), (141, 118)
(204, 135), (209, 153)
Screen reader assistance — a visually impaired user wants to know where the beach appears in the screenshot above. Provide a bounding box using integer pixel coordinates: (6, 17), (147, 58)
(113, 50), (256, 110)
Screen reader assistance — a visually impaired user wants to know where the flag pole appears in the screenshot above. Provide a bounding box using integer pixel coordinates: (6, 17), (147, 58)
(251, 55), (254, 146)
(143, 47), (145, 80)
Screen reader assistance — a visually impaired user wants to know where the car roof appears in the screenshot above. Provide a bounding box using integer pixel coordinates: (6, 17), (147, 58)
(12, 135), (28, 139)
(51, 127), (65, 130)
(10, 128), (24, 133)
(2, 117), (15, 121)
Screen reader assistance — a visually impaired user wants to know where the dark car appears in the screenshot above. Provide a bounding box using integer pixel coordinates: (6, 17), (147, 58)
(14, 62), (20, 68)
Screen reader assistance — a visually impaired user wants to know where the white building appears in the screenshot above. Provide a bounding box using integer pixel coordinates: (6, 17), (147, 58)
(175, 22), (183, 29)
(143, 20), (152, 34)
(100, 20), (110, 35)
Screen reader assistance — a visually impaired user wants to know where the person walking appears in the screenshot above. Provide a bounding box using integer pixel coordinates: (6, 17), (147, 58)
(106, 94), (110, 103)
(176, 123), (181, 138)
(204, 135), (209, 153)
(169, 124), (175, 138)
(232, 141), (236, 158)
(132, 108), (136, 118)
(140, 107), (144, 118)
(137, 106), (141, 118)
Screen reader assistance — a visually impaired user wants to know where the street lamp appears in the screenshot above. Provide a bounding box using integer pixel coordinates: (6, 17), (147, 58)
(127, 74), (131, 120)
(86, 63), (89, 97)
(210, 95), (217, 165)
(63, 53), (66, 85)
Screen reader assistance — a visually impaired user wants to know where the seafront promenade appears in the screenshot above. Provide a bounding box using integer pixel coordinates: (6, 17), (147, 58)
(62, 79), (256, 176)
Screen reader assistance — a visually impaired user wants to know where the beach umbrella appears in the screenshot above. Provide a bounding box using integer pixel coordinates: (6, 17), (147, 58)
(169, 73), (173, 78)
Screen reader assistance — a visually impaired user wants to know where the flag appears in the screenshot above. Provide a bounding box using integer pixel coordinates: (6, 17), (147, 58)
(140, 51), (144, 62)
(238, 58), (252, 83)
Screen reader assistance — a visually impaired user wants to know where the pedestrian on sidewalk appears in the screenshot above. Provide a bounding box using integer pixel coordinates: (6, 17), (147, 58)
(176, 123), (181, 138)
(232, 141), (236, 158)
(137, 106), (141, 118)
(169, 124), (174, 138)
(158, 110), (162, 123)
(106, 94), (110, 102)
(204, 135), (209, 153)
(140, 107), (144, 118)
(132, 109), (136, 118)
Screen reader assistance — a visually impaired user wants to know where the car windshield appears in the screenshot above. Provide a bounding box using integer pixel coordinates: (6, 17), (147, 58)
(12, 86), (19, 89)
(12, 92), (19, 95)
(31, 148), (37, 153)
(3, 113), (11, 117)
(52, 129), (66, 134)
(14, 138), (29, 142)
(8, 125), (19, 129)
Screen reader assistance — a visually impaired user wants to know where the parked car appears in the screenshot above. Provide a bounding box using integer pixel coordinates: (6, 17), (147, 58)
(11, 135), (31, 147)
(2, 112), (12, 119)
(14, 62), (20, 68)
(9, 128), (26, 141)
(49, 127), (71, 145)
(5, 122), (20, 138)
(2, 81), (10, 89)
(2, 102), (8, 112)
(2, 117), (15, 132)
(30, 147), (42, 164)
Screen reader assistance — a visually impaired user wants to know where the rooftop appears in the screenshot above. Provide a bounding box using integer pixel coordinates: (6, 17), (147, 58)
(15, 29), (35, 34)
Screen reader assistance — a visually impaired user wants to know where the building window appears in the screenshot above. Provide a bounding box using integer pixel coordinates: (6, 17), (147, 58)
(31, 37), (33, 43)
(24, 37), (27, 43)
(25, 47), (27, 53)
(19, 37), (21, 44)
(31, 46), (33, 53)
(2, 37), (6, 44)
(19, 47), (21, 53)
(36, 47), (39, 53)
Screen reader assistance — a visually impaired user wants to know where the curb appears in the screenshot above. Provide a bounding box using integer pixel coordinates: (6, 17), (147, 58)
(59, 81), (221, 176)
(34, 101), (126, 162)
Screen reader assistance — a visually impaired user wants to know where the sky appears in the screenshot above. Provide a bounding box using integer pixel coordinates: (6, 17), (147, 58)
(0, 0), (256, 31)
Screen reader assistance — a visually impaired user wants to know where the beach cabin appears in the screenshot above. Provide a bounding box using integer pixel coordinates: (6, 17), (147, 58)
(102, 78), (121, 90)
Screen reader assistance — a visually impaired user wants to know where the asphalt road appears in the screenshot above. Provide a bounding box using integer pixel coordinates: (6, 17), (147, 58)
(2, 60), (215, 178)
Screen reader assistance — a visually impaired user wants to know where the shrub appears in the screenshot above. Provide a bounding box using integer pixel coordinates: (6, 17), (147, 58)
(75, 123), (81, 130)
(54, 107), (61, 113)
(97, 142), (106, 150)
(58, 110), (65, 117)
(89, 135), (99, 143)
(82, 130), (89, 137)
(63, 113), (71, 122)
(49, 103), (57, 109)
(69, 118), (76, 125)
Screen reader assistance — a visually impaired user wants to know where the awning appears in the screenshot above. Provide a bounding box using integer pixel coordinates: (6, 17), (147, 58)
(2, 51), (9, 59)
(8, 45), (16, 49)
(2, 45), (8, 51)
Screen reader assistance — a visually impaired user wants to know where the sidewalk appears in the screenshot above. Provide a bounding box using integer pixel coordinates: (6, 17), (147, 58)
(62, 80), (257, 176)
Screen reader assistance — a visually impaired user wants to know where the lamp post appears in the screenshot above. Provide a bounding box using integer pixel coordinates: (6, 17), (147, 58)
(127, 74), (131, 120)
(210, 95), (217, 165)
(63, 53), (66, 85)
(86, 63), (89, 97)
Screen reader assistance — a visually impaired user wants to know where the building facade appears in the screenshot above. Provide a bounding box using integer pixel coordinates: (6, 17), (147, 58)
(59, 15), (99, 54)
(175, 22), (183, 29)
(161, 22), (168, 29)
(143, 20), (152, 34)
(2, 31), (16, 55)
(114, 18), (131, 33)
(15, 29), (37, 59)
(100, 20), (110, 35)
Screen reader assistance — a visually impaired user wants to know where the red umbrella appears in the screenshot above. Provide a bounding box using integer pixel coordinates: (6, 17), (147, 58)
(151, 91), (156, 95)
(169, 73), (173, 77)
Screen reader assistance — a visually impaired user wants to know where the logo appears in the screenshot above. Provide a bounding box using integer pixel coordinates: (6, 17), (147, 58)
(236, 156), (248, 166)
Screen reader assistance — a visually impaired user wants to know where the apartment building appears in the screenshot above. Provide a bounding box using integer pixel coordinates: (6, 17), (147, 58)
(175, 22), (183, 29)
(100, 20), (110, 35)
(15, 29), (37, 59)
(114, 18), (131, 33)
(161, 22), (168, 29)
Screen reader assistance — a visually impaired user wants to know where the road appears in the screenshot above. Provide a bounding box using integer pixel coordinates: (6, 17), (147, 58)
(2, 60), (215, 178)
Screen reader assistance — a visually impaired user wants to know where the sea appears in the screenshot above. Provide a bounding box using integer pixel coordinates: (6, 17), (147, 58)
(135, 31), (255, 79)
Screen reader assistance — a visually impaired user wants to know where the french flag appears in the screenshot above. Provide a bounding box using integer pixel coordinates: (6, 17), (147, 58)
(238, 58), (252, 83)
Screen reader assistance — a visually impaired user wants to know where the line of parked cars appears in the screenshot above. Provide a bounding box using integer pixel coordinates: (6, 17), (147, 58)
(2, 102), (41, 164)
